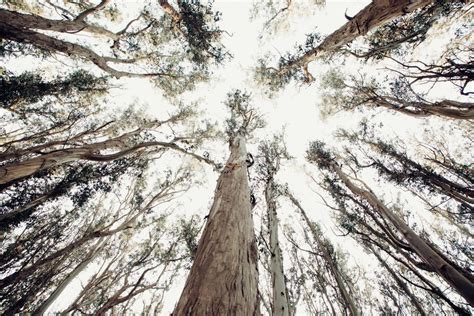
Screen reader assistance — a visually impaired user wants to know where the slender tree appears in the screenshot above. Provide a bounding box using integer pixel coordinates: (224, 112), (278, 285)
(256, 0), (437, 88)
(319, 69), (474, 120)
(255, 135), (292, 315)
(285, 190), (360, 316)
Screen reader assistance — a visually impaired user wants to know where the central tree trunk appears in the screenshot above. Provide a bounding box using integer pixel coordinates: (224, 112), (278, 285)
(173, 134), (259, 315)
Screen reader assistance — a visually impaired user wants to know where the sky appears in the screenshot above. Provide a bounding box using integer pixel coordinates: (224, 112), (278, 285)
(3, 0), (471, 314)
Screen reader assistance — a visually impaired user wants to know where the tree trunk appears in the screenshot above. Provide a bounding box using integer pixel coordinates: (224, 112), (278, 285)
(370, 247), (427, 316)
(0, 9), (118, 40)
(279, 0), (434, 75)
(158, 0), (182, 24)
(374, 96), (474, 120)
(0, 137), (210, 185)
(286, 192), (359, 316)
(173, 134), (259, 315)
(32, 240), (105, 315)
(0, 21), (163, 78)
(265, 181), (290, 316)
(330, 162), (474, 305)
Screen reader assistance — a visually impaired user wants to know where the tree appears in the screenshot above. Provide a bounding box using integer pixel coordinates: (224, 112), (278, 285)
(254, 135), (292, 315)
(256, 0), (437, 88)
(343, 1), (468, 60)
(0, 104), (216, 229)
(319, 69), (474, 120)
(173, 90), (264, 315)
(284, 190), (360, 316)
(0, 165), (192, 314)
(0, 0), (228, 96)
(307, 141), (474, 306)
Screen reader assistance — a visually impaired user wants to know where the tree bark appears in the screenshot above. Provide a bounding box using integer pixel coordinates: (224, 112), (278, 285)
(279, 0), (434, 76)
(0, 21), (169, 78)
(265, 182), (290, 316)
(0, 137), (213, 185)
(173, 134), (259, 315)
(0, 9), (118, 40)
(158, 0), (182, 24)
(373, 96), (474, 120)
(330, 162), (474, 305)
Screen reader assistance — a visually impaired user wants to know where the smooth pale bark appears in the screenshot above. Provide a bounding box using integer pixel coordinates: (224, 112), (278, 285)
(33, 240), (105, 315)
(279, 0), (434, 75)
(370, 247), (427, 316)
(330, 161), (474, 305)
(173, 134), (259, 315)
(286, 192), (359, 316)
(265, 182), (290, 316)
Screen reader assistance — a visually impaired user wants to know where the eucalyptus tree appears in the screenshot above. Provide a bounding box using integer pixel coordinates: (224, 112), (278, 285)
(0, 104), (216, 230)
(367, 244), (427, 315)
(255, 0), (437, 89)
(58, 188), (198, 315)
(318, 68), (474, 120)
(343, 1), (468, 60)
(0, 0), (228, 96)
(173, 90), (265, 315)
(306, 141), (474, 307)
(337, 131), (473, 215)
(253, 134), (292, 315)
(284, 190), (360, 316)
(0, 164), (192, 314)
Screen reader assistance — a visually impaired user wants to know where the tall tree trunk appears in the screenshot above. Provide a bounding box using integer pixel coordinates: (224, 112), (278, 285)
(279, 0), (434, 75)
(265, 181), (290, 316)
(32, 239), (105, 315)
(330, 162), (474, 305)
(370, 246), (427, 316)
(286, 191), (359, 316)
(173, 134), (259, 315)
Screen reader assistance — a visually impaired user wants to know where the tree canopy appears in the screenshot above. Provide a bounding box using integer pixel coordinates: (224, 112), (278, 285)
(1, 0), (472, 314)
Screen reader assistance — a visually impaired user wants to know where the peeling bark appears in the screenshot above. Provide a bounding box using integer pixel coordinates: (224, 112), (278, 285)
(173, 134), (259, 315)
